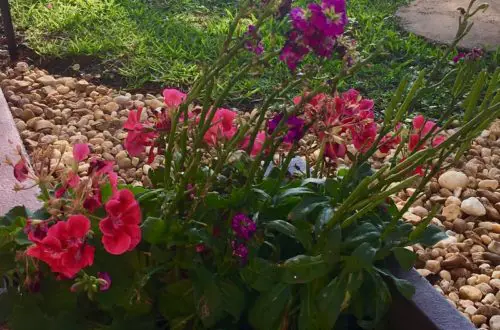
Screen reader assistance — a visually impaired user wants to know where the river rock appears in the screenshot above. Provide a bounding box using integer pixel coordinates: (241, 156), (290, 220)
(438, 171), (469, 190)
(461, 197), (486, 216)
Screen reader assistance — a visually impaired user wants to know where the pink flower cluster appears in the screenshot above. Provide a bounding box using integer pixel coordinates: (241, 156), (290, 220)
(280, 0), (347, 70)
(296, 89), (376, 160)
(123, 89), (186, 162)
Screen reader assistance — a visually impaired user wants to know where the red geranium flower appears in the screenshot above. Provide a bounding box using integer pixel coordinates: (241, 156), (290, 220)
(99, 189), (142, 255)
(26, 215), (94, 279)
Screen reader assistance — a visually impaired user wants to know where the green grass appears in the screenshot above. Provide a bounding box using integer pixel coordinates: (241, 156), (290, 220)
(10, 0), (499, 111)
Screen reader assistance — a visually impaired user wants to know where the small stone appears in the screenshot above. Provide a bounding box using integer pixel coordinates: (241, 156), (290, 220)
(476, 282), (494, 295)
(450, 267), (470, 279)
(490, 279), (500, 290)
(479, 179), (499, 190)
(56, 85), (70, 94)
(477, 274), (491, 283)
(33, 120), (53, 132)
(445, 196), (462, 206)
(410, 206), (429, 218)
(76, 80), (89, 91)
(403, 212), (421, 224)
(425, 260), (441, 273)
(472, 315), (487, 327)
(453, 218), (467, 234)
(478, 305), (500, 318)
(486, 206), (500, 221)
(459, 285), (483, 301)
(478, 189), (500, 204)
(417, 269), (432, 277)
(15, 61), (29, 73)
(490, 315), (500, 330)
(116, 150), (128, 160)
(439, 270), (452, 281)
(146, 98), (164, 109)
(114, 95), (131, 105)
(464, 305), (477, 316)
(117, 157), (132, 169)
(482, 293), (496, 304)
(102, 102), (119, 114)
(439, 170), (469, 190)
(442, 204), (462, 221)
(492, 270), (500, 279)
(489, 241), (500, 255)
(461, 197), (486, 216)
(36, 75), (57, 86)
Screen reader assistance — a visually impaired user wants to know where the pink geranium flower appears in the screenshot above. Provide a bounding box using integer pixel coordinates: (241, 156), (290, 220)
(123, 108), (158, 157)
(203, 108), (237, 146)
(13, 157), (29, 182)
(163, 89), (186, 109)
(73, 144), (90, 162)
(241, 131), (266, 156)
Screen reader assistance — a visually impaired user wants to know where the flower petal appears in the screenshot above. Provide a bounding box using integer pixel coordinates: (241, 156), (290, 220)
(67, 215), (91, 238)
(73, 144), (90, 162)
(102, 232), (132, 255)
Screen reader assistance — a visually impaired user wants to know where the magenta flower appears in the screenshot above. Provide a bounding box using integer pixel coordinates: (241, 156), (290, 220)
(73, 143), (90, 162)
(231, 213), (256, 240)
(280, 0), (347, 70)
(283, 116), (305, 144)
(97, 272), (111, 291)
(231, 240), (249, 261)
(267, 113), (284, 134)
(244, 25), (264, 55)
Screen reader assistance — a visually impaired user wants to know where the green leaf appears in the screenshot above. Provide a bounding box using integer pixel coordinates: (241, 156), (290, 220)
(316, 273), (348, 329)
(1, 206), (28, 226)
(240, 258), (280, 292)
(220, 280), (245, 320)
(392, 247), (417, 271)
(0, 252), (16, 274)
(276, 187), (316, 203)
(342, 223), (380, 249)
(142, 217), (166, 244)
(376, 267), (415, 300)
(205, 192), (229, 209)
(298, 284), (319, 330)
(315, 206), (334, 232)
(289, 197), (329, 221)
(100, 183), (113, 204)
(148, 166), (166, 186)
(266, 220), (312, 250)
(345, 242), (377, 272)
(409, 224), (447, 246)
(281, 255), (329, 284)
(249, 283), (290, 330)
(301, 178), (326, 186)
(159, 280), (195, 320)
(193, 273), (224, 328)
(323, 225), (341, 265)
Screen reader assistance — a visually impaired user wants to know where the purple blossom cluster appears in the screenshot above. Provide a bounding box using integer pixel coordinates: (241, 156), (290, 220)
(231, 213), (256, 261)
(267, 113), (305, 144)
(244, 25), (264, 55)
(453, 48), (484, 63)
(280, 0), (348, 71)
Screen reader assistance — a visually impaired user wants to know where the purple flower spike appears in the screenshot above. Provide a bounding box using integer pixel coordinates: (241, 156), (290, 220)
(231, 213), (256, 240)
(244, 25), (264, 55)
(284, 116), (305, 143)
(268, 113), (284, 134)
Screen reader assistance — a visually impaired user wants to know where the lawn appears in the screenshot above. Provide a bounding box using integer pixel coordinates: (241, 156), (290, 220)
(10, 0), (499, 111)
